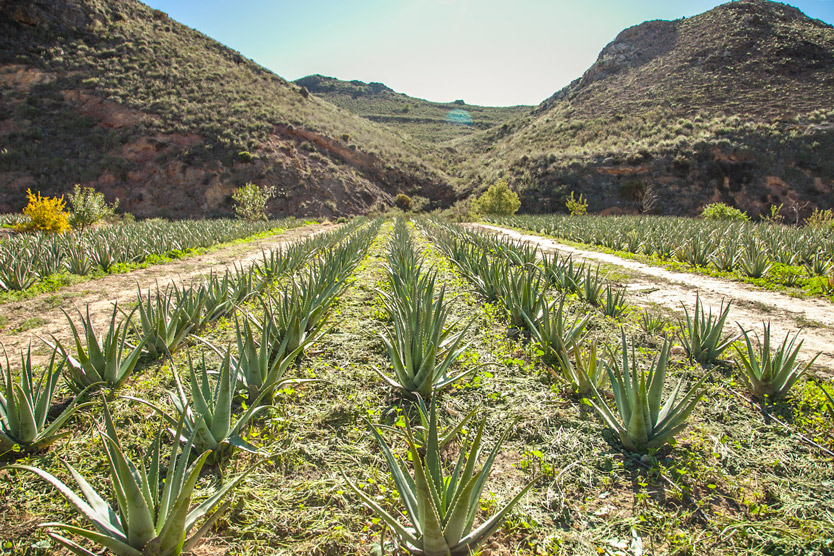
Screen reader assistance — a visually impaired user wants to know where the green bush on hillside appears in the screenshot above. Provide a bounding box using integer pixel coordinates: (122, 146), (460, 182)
(701, 202), (749, 221)
(394, 193), (412, 211)
(476, 180), (520, 216)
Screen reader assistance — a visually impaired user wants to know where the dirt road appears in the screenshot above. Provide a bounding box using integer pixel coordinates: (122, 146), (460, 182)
(0, 224), (331, 362)
(473, 224), (834, 372)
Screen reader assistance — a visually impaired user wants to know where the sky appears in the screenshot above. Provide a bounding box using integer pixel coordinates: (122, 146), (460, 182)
(143, 0), (834, 107)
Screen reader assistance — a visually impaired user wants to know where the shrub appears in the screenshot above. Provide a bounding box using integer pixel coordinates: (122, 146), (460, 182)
(232, 182), (275, 221)
(565, 191), (588, 216)
(237, 150), (254, 163)
(410, 195), (430, 213)
(67, 184), (119, 231)
(476, 180), (521, 216)
(805, 208), (834, 229)
(15, 189), (70, 234)
(394, 193), (412, 211)
(701, 202), (749, 221)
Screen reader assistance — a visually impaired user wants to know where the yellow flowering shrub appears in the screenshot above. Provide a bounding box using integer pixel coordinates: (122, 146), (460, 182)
(15, 189), (71, 234)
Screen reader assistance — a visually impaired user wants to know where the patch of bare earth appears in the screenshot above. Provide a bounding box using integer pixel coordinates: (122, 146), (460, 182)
(472, 224), (834, 372)
(0, 224), (333, 364)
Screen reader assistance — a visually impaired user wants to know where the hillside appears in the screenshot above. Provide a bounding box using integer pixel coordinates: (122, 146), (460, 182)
(457, 0), (834, 217)
(0, 0), (455, 218)
(295, 74), (531, 144)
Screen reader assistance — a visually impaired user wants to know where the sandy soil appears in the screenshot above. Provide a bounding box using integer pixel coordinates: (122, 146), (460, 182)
(0, 224), (332, 363)
(472, 224), (834, 372)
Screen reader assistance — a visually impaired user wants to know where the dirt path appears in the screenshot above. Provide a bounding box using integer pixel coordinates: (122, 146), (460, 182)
(0, 224), (332, 363)
(473, 224), (834, 372)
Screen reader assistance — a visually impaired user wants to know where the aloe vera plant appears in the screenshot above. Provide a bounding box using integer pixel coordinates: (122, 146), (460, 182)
(133, 286), (196, 359)
(130, 350), (275, 461)
(46, 304), (148, 391)
(601, 284), (629, 318)
(587, 330), (707, 452)
(524, 295), (589, 369)
(10, 400), (255, 556)
(639, 309), (665, 335)
(499, 264), (545, 329)
(579, 265), (605, 306)
(228, 315), (308, 403)
(376, 271), (473, 398)
(677, 294), (736, 364)
(734, 322), (818, 401)
(0, 345), (93, 453)
(344, 399), (537, 556)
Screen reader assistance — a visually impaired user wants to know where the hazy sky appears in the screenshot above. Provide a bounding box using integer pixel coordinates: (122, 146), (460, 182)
(143, 0), (834, 107)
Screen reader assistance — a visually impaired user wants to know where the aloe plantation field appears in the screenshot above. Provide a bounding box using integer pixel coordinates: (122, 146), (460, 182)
(1, 216), (833, 556)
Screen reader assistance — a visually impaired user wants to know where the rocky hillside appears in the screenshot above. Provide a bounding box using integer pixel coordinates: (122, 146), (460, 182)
(295, 74), (531, 144)
(0, 0), (455, 218)
(457, 0), (834, 217)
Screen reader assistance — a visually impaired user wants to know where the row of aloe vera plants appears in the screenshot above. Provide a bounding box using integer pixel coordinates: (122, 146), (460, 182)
(483, 214), (834, 295)
(422, 218), (821, 454)
(343, 218), (536, 556)
(0, 216), (308, 292)
(1, 219), (380, 555)
(1, 218), (368, 452)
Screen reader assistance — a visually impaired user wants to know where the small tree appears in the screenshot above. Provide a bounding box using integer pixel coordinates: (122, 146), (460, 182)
(394, 193), (412, 211)
(232, 182), (275, 221)
(565, 191), (588, 216)
(67, 184), (119, 231)
(15, 189), (70, 234)
(476, 180), (520, 216)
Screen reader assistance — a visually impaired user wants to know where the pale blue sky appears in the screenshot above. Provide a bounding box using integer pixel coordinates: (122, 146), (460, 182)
(144, 0), (834, 106)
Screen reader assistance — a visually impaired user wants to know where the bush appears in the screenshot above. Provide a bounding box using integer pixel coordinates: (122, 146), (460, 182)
(701, 202), (749, 221)
(232, 182), (275, 221)
(805, 208), (834, 229)
(410, 195), (430, 213)
(565, 191), (588, 216)
(475, 180), (520, 216)
(67, 184), (119, 231)
(15, 189), (70, 234)
(394, 193), (412, 211)
(237, 151), (254, 163)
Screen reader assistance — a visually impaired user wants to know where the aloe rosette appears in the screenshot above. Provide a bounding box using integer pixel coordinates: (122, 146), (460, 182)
(10, 401), (256, 556)
(344, 399), (537, 555)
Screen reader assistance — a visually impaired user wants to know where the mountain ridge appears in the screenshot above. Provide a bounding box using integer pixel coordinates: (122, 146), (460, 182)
(455, 0), (834, 217)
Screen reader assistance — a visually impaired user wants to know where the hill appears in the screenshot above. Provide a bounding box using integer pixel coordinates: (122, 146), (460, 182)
(457, 0), (834, 217)
(0, 0), (455, 218)
(295, 74), (531, 144)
